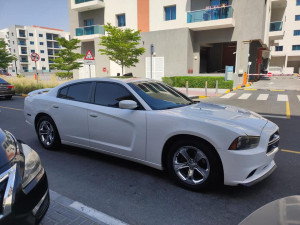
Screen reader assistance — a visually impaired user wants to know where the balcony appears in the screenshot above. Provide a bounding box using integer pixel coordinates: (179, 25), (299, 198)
(71, 0), (104, 12)
(75, 25), (105, 41)
(269, 21), (284, 40)
(187, 6), (235, 31)
(271, 0), (287, 8)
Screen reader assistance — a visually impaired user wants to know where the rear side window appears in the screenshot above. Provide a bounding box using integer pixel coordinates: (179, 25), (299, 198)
(94, 82), (135, 108)
(58, 82), (92, 103)
(0, 78), (8, 84)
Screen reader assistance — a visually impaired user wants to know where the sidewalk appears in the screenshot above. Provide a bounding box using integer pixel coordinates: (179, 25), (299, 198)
(41, 190), (127, 225)
(175, 87), (227, 98)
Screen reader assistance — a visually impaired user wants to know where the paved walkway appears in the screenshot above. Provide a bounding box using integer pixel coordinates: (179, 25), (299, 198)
(41, 190), (127, 225)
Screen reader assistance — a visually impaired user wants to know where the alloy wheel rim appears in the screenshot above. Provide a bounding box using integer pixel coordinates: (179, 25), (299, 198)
(173, 146), (210, 185)
(39, 121), (54, 146)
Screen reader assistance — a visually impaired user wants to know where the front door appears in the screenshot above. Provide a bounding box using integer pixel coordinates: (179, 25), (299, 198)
(88, 82), (146, 160)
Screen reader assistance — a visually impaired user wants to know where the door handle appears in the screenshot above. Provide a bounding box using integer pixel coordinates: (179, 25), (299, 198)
(89, 113), (98, 118)
(53, 105), (59, 109)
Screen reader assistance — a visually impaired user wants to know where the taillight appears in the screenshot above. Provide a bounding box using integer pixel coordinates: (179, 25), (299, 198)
(7, 85), (14, 89)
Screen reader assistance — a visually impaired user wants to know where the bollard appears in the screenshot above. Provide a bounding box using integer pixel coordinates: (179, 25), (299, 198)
(186, 81), (189, 96)
(216, 80), (218, 94)
(205, 81), (208, 97)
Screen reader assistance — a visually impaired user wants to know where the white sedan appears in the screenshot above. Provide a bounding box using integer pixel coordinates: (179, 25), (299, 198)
(24, 78), (279, 190)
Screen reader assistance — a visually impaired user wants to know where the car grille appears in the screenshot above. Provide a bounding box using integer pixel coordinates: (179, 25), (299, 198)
(0, 178), (8, 215)
(267, 131), (280, 154)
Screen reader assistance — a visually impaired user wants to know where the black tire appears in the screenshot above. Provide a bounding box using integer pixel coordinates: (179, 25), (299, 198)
(5, 96), (12, 100)
(166, 139), (223, 191)
(36, 116), (61, 150)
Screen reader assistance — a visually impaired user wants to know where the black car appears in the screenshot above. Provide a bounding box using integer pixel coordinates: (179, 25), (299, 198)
(0, 78), (15, 100)
(0, 129), (49, 225)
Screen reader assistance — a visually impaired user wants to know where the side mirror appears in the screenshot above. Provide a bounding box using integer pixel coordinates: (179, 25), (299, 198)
(119, 100), (138, 110)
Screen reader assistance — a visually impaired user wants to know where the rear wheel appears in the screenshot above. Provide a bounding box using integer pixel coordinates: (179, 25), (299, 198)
(37, 116), (60, 150)
(167, 139), (222, 191)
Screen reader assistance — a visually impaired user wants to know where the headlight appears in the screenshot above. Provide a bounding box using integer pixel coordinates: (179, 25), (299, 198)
(22, 145), (42, 188)
(229, 136), (260, 150)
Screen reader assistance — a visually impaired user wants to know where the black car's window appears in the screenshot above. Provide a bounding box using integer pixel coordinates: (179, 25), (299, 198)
(59, 82), (92, 103)
(58, 86), (68, 99)
(0, 78), (8, 84)
(94, 82), (135, 108)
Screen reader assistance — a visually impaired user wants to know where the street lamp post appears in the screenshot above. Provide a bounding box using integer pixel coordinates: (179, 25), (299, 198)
(150, 44), (154, 79)
(14, 59), (18, 75)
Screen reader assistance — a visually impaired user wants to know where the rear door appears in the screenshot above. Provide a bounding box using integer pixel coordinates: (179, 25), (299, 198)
(88, 82), (147, 160)
(50, 82), (92, 147)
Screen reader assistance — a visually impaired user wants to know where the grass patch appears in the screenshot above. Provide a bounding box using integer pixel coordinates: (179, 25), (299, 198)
(162, 76), (233, 89)
(2, 76), (70, 94)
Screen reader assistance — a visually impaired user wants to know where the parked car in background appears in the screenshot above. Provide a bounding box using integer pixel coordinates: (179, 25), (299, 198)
(24, 78), (279, 190)
(0, 78), (15, 100)
(0, 128), (49, 224)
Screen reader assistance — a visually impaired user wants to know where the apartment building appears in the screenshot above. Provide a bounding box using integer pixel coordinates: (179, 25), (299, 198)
(269, 0), (300, 74)
(68, 0), (285, 84)
(0, 25), (70, 75)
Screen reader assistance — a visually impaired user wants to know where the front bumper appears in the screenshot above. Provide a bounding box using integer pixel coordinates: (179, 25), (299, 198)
(218, 121), (279, 186)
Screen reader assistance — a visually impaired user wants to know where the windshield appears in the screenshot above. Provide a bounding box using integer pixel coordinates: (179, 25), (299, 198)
(128, 81), (194, 110)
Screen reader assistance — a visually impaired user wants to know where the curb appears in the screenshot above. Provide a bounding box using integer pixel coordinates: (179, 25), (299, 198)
(225, 82), (253, 93)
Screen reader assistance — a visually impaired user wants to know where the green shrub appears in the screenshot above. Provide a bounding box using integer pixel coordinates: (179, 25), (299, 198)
(163, 76), (233, 89)
(55, 72), (73, 79)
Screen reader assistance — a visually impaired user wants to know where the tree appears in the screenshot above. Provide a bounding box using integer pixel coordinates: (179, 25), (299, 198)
(0, 39), (16, 70)
(99, 23), (145, 75)
(50, 38), (84, 78)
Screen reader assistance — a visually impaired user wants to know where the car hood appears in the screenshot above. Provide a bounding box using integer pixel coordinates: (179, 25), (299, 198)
(171, 102), (268, 135)
(0, 129), (17, 169)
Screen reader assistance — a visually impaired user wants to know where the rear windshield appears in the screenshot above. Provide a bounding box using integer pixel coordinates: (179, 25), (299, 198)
(0, 78), (8, 84)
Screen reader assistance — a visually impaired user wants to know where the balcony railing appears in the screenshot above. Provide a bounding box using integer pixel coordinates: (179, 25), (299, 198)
(76, 25), (105, 36)
(270, 21), (283, 32)
(75, 0), (103, 4)
(187, 6), (233, 23)
(18, 42), (26, 46)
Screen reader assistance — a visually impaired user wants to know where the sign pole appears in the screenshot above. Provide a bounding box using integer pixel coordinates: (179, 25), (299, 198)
(35, 61), (38, 85)
(89, 64), (91, 78)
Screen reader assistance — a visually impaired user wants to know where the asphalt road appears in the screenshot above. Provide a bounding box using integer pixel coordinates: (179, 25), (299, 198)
(0, 77), (300, 225)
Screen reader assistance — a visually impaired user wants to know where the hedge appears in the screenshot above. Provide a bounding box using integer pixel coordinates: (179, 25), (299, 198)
(55, 72), (73, 79)
(162, 76), (233, 89)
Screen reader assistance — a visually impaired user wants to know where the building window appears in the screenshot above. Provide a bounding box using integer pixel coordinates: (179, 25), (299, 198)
(292, 45), (300, 50)
(40, 42), (44, 45)
(117, 14), (126, 27)
(39, 34), (43, 37)
(275, 46), (283, 51)
(294, 30), (300, 36)
(12, 41), (14, 44)
(84, 19), (95, 26)
(165, 5), (176, 21)
(41, 58), (45, 61)
(11, 32), (14, 36)
(31, 50), (35, 53)
(30, 41), (34, 45)
(14, 49), (16, 53)
(41, 50), (44, 53)
(32, 67), (36, 70)
(29, 33), (33, 37)
(297, 0), (300, 5)
(42, 67), (46, 70)
(296, 15), (300, 21)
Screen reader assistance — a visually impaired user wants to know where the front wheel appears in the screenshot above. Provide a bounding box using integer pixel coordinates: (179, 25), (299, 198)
(167, 139), (222, 191)
(37, 116), (60, 150)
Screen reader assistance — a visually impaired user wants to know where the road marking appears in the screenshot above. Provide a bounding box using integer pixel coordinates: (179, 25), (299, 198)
(257, 94), (269, 101)
(70, 202), (128, 225)
(221, 93), (236, 99)
(277, 94), (288, 102)
(0, 106), (23, 111)
(259, 114), (287, 119)
(270, 89), (285, 92)
(281, 149), (300, 154)
(298, 95), (300, 102)
(244, 88), (257, 91)
(286, 101), (291, 119)
(238, 93), (251, 100)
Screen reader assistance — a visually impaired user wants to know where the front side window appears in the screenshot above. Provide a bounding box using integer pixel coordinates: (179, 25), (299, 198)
(94, 82), (135, 108)
(117, 14), (126, 27)
(128, 81), (193, 110)
(165, 6), (176, 21)
(58, 82), (92, 102)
